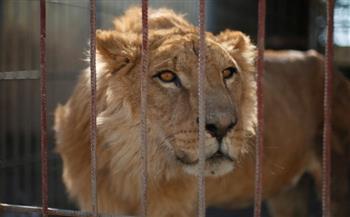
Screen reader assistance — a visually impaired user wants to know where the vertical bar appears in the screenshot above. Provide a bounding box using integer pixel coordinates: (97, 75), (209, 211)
(11, 81), (19, 202)
(89, 0), (98, 216)
(322, 0), (334, 216)
(0, 2), (5, 73)
(0, 2), (6, 201)
(39, 0), (48, 216)
(198, 0), (206, 217)
(10, 1), (20, 201)
(140, 1), (149, 216)
(9, 26), (18, 195)
(24, 2), (32, 201)
(254, 0), (266, 217)
(0, 81), (6, 200)
(0, 2), (6, 194)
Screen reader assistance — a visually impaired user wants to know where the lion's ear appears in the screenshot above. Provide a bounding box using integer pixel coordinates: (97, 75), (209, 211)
(96, 30), (138, 69)
(216, 30), (256, 68)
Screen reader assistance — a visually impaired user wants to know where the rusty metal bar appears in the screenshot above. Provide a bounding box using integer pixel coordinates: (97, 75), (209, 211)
(254, 0), (266, 217)
(140, 1), (149, 216)
(0, 203), (136, 217)
(90, 0), (98, 216)
(39, 0), (48, 216)
(197, 0), (206, 217)
(322, 0), (334, 216)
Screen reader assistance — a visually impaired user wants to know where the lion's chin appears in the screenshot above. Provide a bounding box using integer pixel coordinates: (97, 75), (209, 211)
(182, 159), (235, 177)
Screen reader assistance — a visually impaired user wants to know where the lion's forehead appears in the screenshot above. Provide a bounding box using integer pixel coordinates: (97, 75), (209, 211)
(152, 36), (235, 72)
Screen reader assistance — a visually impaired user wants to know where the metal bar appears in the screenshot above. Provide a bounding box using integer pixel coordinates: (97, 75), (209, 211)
(0, 0), (7, 188)
(322, 0), (334, 216)
(18, 5), (32, 196)
(39, 0), (48, 216)
(254, 0), (266, 217)
(0, 81), (6, 196)
(0, 70), (40, 80)
(140, 1), (149, 216)
(11, 81), (19, 204)
(0, 203), (136, 217)
(90, 0), (98, 216)
(197, 0), (206, 217)
(9, 0), (20, 203)
(0, 0), (6, 184)
(23, 82), (32, 205)
(0, 4), (5, 73)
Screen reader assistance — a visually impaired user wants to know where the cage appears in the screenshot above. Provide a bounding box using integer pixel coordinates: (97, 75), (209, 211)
(1, 0), (349, 217)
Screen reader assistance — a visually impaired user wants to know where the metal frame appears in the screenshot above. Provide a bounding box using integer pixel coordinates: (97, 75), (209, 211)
(39, 0), (48, 216)
(254, 0), (266, 216)
(0, 0), (335, 216)
(197, 0), (206, 216)
(140, 1), (149, 216)
(322, 0), (334, 216)
(89, 0), (98, 216)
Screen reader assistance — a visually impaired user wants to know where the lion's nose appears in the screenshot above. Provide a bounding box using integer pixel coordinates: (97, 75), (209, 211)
(205, 120), (236, 141)
(196, 115), (237, 141)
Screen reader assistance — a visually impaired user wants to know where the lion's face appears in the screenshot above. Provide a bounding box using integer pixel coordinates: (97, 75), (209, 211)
(96, 28), (256, 177)
(146, 35), (245, 176)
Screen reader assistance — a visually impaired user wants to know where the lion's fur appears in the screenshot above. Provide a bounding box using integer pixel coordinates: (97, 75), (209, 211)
(55, 7), (350, 216)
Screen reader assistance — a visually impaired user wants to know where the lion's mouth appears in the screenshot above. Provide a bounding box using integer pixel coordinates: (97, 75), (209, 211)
(177, 150), (235, 176)
(206, 151), (233, 162)
(176, 150), (234, 165)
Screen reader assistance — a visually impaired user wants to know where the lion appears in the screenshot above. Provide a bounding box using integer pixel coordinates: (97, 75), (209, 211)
(54, 7), (350, 217)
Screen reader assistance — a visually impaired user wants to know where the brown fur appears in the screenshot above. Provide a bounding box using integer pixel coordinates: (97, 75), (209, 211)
(55, 7), (350, 216)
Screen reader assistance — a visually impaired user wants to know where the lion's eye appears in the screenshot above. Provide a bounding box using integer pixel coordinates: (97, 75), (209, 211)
(158, 71), (176, 82)
(222, 67), (238, 79)
(154, 70), (181, 87)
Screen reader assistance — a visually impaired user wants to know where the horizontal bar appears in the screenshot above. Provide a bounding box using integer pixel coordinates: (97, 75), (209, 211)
(0, 70), (40, 80)
(0, 203), (136, 217)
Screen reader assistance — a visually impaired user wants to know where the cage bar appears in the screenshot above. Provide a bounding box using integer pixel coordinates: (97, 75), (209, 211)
(197, 0), (206, 217)
(23, 4), (34, 203)
(254, 0), (266, 217)
(140, 0), (149, 217)
(0, 82), (5, 186)
(322, 0), (334, 216)
(39, 0), (48, 216)
(89, 0), (98, 216)
(11, 79), (20, 204)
